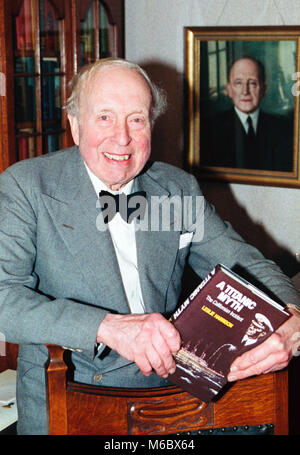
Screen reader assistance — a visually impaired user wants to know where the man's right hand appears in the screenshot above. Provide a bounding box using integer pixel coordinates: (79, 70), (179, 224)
(96, 313), (181, 378)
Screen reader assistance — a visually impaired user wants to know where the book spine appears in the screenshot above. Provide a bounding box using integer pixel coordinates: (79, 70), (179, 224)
(48, 134), (58, 153)
(45, 0), (57, 51)
(18, 137), (28, 161)
(171, 266), (217, 322)
(99, 4), (109, 56)
(15, 5), (25, 51)
(39, 0), (46, 50)
(24, 0), (33, 50)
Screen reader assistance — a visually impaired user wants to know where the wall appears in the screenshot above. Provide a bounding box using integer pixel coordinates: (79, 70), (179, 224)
(125, 0), (300, 277)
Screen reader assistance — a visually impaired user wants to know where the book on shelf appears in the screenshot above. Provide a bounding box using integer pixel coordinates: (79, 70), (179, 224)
(15, 0), (33, 51)
(14, 56), (35, 74)
(43, 132), (59, 154)
(17, 128), (35, 160)
(168, 264), (290, 402)
(40, 0), (58, 51)
(47, 133), (59, 153)
(99, 3), (109, 57)
(41, 58), (61, 122)
(80, 4), (95, 65)
(18, 136), (28, 161)
(14, 76), (35, 123)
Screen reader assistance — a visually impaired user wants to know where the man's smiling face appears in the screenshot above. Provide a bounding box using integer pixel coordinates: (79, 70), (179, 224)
(68, 66), (152, 191)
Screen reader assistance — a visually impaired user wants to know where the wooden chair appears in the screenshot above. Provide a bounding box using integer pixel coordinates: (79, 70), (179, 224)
(46, 345), (289, 435)
(0, 343), (18, 373)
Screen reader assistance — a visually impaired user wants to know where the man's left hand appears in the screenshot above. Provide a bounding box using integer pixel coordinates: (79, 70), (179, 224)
(228, 307), (300, 382)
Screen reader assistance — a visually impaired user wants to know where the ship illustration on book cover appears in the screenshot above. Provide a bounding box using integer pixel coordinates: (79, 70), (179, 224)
(168, 264), (290, 402)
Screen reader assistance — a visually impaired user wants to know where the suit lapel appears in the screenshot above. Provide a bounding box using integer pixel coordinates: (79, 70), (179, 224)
(41, 152), (180, 316)
(41, 148), (130, 314)
(134, 168), (180, 314)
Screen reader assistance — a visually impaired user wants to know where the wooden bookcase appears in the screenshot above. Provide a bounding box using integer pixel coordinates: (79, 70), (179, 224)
(0, 0), (124, 173)
(0, 0), (124, 370)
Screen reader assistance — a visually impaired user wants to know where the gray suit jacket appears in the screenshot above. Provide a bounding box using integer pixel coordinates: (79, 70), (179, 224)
(0, 146), (298, 434)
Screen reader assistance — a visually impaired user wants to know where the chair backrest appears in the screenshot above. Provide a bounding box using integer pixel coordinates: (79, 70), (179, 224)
(46, 345), (289, 435)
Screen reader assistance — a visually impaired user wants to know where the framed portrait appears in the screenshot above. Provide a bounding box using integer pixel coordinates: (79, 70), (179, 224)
(185, 26), (300, 187)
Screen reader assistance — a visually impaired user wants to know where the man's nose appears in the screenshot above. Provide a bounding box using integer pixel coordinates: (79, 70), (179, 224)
(113, 121), (131, 145)
(242, 82), (250, 95)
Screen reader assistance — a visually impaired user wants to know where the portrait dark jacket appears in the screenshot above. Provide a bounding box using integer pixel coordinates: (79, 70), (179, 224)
(201, 108), (293, 171)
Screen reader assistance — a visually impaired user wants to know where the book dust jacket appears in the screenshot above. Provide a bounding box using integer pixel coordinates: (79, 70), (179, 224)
(168, 264), (290, 402)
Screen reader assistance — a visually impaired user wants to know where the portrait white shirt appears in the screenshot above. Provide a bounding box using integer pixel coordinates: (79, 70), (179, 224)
(234, 107), (260, 134)
(84, 162), (145, 315)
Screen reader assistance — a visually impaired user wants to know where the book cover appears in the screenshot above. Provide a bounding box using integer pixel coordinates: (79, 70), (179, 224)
(168, 264), (290, 402)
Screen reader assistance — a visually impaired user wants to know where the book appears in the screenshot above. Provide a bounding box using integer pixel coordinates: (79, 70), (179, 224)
(18, 128), (35, 159)
(168, 264), (290, 402)
(99, 3), (109, 57)
(39, 0), (58, 51)
(18, 136), (29, 161)
(41, 58), (60, 121)
(15, 0), (33, 51)
(14, 76), (35, 124)
(14, 56), (35, 74)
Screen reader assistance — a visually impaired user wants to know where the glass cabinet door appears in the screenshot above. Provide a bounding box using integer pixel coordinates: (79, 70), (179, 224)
(78, 0), (118, 68)
(13, 0), (38, 160)
(13, 0), (65, 159)
(8, 0), (123, 162)
(39, 0), (62, 154)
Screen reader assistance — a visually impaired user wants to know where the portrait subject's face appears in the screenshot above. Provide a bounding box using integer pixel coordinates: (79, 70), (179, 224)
(68, 66), (152, 191)
(226, 58), (266, 114)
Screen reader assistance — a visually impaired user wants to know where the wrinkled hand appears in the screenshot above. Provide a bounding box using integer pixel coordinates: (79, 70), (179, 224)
(97, 313), (181, 378)
(228, 308), (300, 382)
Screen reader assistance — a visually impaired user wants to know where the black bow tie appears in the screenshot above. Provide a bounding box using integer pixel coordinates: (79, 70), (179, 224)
(99, 190), (147, 223)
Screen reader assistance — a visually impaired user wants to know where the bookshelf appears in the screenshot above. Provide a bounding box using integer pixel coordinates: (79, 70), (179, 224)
(0, 0), (124, 172)
(0, 0), (124, 375)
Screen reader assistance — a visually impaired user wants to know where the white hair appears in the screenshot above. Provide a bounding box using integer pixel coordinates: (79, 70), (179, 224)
(65, 57), (167, 126)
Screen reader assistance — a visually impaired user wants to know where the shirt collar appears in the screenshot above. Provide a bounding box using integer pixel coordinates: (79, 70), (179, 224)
(84, 162), (134, 196)
(234, 107), (260, 132)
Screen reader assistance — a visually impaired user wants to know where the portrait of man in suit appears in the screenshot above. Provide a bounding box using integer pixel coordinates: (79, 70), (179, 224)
(0, 58), (299, 435)
(201, 56), (294, 171)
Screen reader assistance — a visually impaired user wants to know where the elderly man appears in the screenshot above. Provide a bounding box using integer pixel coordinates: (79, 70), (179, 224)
(0, 58), (299, 435)
(201, 56), (293, 170)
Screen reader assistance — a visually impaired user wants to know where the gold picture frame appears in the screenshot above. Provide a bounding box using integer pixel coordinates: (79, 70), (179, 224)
(185, 26), (300, 187)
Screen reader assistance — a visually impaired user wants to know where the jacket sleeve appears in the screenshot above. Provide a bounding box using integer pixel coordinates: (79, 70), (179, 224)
(0, 168), (108, 356)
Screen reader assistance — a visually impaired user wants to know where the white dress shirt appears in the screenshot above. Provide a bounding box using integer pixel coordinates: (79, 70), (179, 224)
(84, 163), (145, 314)
(234, 107), (260, 134)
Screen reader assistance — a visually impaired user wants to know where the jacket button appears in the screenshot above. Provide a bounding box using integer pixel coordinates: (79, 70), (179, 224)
(93, 373), (103, 383)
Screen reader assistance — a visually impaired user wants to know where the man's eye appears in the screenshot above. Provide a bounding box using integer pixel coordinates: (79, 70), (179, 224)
(100, 115), (109, 121)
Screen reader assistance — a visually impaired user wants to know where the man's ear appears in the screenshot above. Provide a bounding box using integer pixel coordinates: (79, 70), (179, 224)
(68, 114), (80, 145)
